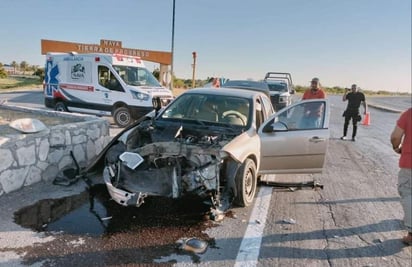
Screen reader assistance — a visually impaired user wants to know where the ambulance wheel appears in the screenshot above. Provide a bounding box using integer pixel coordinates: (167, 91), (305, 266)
(113, 107), (132, 127)
(234, 159), (257, 207)
(55, 102), (67, 112)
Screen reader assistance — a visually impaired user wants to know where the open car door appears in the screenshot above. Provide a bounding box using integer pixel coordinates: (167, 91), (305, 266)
(258, 99), (330, 174)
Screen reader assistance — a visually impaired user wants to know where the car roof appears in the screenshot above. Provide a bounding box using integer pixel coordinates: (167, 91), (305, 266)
(183, 87), (268, 99)
(222, 80), (269, 90)
(220, 80), (270, 96)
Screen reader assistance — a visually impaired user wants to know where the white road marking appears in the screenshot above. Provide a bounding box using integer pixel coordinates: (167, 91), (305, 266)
(234, 186), (273, 267)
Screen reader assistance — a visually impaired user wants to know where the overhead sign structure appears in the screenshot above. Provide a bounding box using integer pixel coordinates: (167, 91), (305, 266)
(41, 39), (172, 65)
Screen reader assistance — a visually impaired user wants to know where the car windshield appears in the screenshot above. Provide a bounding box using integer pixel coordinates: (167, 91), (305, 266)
(267, 82), (288, 92)
(113, 65), (161, 87)
(160, 93), (251, 127)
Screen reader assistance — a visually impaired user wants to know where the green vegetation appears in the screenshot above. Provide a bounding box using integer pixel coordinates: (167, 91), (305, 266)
(0, 65), (7, 79)
(0, 76), (42, 90)
(0, 59), (44, 90)
(152, 68), (206, 89)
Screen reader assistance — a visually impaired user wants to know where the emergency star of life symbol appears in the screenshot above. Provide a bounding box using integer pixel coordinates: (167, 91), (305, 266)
(45, 61), (60, 97)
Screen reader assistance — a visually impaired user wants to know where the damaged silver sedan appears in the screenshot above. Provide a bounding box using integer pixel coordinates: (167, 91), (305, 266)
(87, 88), (330, 220)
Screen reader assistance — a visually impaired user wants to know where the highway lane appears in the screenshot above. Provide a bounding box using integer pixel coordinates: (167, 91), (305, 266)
(368, 96), (411, 112)
(0, 89), (44, 109)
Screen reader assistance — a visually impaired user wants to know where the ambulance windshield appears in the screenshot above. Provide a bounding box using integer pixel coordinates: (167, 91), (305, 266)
(114, 65), (161, 87)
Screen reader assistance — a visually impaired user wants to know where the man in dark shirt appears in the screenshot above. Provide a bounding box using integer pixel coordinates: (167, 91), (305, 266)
(341, 84), (367, 141)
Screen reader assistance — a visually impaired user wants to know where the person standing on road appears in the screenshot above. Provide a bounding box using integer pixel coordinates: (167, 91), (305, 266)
(302, 77), (326, 100)
(300, 77), (326, 128)
(341, 84), (367, 141)
(390, 108), (412, 246)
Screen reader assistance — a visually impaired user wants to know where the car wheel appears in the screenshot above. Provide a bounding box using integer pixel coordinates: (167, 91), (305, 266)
(234, 158), (257, 207)
(55, 101), (67, 112)
(113, 107), (132, 127)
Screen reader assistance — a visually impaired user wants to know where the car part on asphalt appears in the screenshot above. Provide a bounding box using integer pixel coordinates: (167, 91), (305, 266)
(262, 180), (324, 190)
(53, 151), (82, 186)
(177, 237), (208, 254)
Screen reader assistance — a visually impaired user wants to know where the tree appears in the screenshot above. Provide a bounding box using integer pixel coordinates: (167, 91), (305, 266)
(11, 61), (18, 74)
(33, 68), (45, 80)
(20, 61), (29, 75)
(0, 66), (7, 78)
(30, 65), (38, 73)
(173, 78), (185, 88)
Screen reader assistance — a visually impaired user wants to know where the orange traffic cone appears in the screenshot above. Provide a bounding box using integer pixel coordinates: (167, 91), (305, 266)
(362, 112), (370, 126)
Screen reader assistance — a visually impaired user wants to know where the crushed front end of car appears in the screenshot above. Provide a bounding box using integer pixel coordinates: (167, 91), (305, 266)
(100, 118), (242, 220)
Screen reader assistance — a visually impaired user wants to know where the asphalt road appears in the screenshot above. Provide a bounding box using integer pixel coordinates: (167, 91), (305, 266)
(0, 90), (411, 266)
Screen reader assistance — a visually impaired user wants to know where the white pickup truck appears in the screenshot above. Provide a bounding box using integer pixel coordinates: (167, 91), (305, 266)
(263, 72), (295, 111)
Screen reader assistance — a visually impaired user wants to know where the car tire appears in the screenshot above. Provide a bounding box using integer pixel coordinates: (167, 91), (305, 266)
(55, 101), (67, 112)
(234, 158), (257, 207)
(113, 107), (132, 128)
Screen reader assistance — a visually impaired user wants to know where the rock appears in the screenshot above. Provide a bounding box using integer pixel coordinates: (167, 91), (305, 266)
(9, 118), (47, 133)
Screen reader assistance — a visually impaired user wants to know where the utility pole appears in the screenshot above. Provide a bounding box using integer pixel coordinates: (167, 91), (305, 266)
(192, 51), (197, 88)
(170, 0), (176, 92)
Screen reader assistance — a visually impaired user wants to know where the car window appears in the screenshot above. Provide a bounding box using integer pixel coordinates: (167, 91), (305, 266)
(98, 66), (123, 92)
(267, 82), (288, 92)
(113, 65), (161, 87)
(160, 94), (252, 127)
(161, 94), (199, 119)
(276, 101), (326, 130)
(98, 65), (110, 87)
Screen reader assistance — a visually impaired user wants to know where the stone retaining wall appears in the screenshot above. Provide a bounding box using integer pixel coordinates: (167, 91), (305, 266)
(0, 105), (111, 196)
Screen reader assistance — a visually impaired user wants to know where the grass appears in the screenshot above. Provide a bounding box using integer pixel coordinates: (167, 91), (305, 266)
(0, 76), (42, 90)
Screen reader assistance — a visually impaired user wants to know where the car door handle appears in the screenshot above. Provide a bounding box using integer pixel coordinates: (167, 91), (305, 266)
(309, 136), (325, 143)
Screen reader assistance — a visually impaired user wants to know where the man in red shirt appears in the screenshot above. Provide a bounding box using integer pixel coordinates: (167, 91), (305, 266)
(390, 108), (412, 245)
(300, 78), (326, 129)
(302, 77), (326, 100)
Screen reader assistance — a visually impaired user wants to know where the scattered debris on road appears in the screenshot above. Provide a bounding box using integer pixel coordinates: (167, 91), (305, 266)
(177, 237), (208, 254)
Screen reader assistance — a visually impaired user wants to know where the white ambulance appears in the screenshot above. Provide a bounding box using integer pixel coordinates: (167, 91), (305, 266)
(44, 52), (174, 127)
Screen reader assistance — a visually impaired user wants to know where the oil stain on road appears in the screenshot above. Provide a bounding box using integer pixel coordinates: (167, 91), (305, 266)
(13, 184), (217, 266)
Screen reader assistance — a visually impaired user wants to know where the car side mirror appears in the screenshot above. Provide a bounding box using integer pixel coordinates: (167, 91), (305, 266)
(152, 97), (162, 111)
(290, 89), (295, 94)
(262, 124), (273, 133)
(263, 121), (288, 133)
(152, 96), (162, 117)
(273, 121), (288, 131)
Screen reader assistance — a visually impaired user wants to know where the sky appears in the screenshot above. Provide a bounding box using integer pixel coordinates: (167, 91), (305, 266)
(1, 0), (411, 93)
